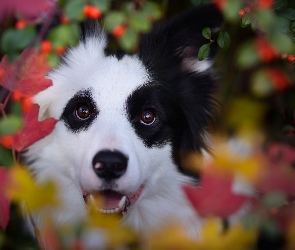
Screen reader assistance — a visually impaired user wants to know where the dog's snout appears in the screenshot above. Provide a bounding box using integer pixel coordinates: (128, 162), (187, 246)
(92, 150), (128, 179)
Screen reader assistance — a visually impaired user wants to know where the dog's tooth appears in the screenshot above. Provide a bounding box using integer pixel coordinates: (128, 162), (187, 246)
(89, 194), (96, 205)
(118, 196), (126, 209)
(114, 207), (120, 213)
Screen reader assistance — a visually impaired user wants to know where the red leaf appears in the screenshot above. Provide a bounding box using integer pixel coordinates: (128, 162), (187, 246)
(0, 104), (57, 151)
(0, 167), (10, 230)
(183, 171), (248, 217)
(258, 143), (295, 196)
(0, 48), (52, 96)
(0, 0), (54, 23)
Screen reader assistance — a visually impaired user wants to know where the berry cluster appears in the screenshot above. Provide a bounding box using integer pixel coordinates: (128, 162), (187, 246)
(281, 53), (295, 64)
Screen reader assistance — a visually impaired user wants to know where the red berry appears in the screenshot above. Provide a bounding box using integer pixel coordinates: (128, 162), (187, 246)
(255, 38), (278, 63)
(239, 9), (245, 17)
(83, 5), (102, 19)
(15, 20), (27, 29)
(12, 90), (24, 101)
(281, 53), (288, 59)
(55, 46), (66, 55)
(60, 14), (70, 24)
(1, 136), (13, 148)
(267, 69), (290, 91)
(41, 40), (52, 54)
(257, 0), (273, 9)
(287, 54), (295, 63)
(112, 25), (126, 38)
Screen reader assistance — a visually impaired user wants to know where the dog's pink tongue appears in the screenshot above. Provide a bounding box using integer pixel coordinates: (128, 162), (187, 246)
(101, 190), (123, 209)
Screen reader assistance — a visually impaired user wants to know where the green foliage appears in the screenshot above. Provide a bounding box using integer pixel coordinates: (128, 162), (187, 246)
(198, 43), (210, 61)
(202, 27), (211, 40)
(217, 30), (231, 50)
(0, 115), (22, 135)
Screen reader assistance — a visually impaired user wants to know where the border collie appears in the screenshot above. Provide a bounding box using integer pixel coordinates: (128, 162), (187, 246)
(25, 3), (223, 245)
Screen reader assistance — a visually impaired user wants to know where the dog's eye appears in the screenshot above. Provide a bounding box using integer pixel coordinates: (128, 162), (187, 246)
(76, 104), (90, 120)
(140, 110), (156, 125)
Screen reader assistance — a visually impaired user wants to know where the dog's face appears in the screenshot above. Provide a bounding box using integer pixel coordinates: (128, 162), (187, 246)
(32, 4), (223, 215)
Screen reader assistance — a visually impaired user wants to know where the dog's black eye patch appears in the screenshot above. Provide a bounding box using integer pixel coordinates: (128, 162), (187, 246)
(126, 84), (176, 148)
(61, 89), (98, 132)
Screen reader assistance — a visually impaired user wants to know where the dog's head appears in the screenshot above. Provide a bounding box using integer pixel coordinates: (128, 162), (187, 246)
(32, 4), (223, 215)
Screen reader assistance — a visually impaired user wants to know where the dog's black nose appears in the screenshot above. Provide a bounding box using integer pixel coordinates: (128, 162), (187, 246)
(92, 150), (128, 179)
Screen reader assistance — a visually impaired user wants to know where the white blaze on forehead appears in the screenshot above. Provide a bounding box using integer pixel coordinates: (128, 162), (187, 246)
(39, 35), (150, 119)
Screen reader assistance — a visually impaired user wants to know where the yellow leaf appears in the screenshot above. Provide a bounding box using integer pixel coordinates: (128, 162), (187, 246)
(6, 166), (59, 211)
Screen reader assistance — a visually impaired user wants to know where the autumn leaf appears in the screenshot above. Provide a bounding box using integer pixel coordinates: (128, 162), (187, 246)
(0, 48), (52, 96)
(183, 170), (249, 218)
(0, 0), (54, 23)
(0, 167), (10, 230)
(6, 166), (59, 212)
(258, 143), (295, 196)
(0, 104), (57, 151)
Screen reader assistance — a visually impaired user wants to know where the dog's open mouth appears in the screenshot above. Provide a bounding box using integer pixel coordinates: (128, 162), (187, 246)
(83, 185), (144, 214)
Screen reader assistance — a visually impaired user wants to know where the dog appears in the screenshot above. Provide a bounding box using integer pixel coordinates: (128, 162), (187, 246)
(24, 3), (224, 246)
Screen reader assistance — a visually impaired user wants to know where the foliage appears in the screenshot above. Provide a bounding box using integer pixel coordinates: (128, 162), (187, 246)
(0, 0), (295, 249)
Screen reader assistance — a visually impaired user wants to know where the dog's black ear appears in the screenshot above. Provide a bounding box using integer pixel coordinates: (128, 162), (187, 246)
(138, 4), (223, 159)
(138, 3), (223, 78)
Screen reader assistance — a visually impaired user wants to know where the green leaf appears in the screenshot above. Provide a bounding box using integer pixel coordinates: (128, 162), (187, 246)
(104, 12), (126, 32)
(129, 12), (152, 32)
(90, 0), (110, 12)
(290, 21), (295, 33)
(269, 32), (294, 54)
(217, 30), (231, 50)
(279, 8), (295, 20)
(202, 27), (211, 40)
(223, 0), (242, 21)
(236, 41), (259, 68)
(198, 43), (210, 61)
(141, 1), (162, 21)
(47, 52), (60, 68)
(48, 23), (80, 48)
(15, 26), (36, 50)
(274, 0), (288, 11)
(63, 0), (86, 20)
(0, 115), (23, 135)
(0, 146), (13, 167)
(262, 191), (286, 209)
(241, 12), (255, 28)
(118, 27), (138, 51)
(251, 69), (273, 97)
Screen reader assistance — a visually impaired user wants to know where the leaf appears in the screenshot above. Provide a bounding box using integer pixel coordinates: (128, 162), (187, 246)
(274, 0), (288, 11)
(48, 23), (80, 48)
(0, 0), (54, 22)
(118, 27), (138, 52)
(198, 43), (210, 61)
(0, 104), (57, 151)
(0, 146), (13, 167)
(202, 27), (211, 40)
(0, 167), (10, 230)
(241, 12), (255, 28)
(262, 191), (286, 209)
(236, 41), (259, 68)
(0, 48), (52, 96)
(0, 115), (23, 135)
(6, 166), (59, 212)
(129, 12), (152, 32)
(63, 0), (86, 20)
(104, 12), (126, 32)
(183, 171), (249, 217)
(141, 1), (162, 21)
(279, 8), (295, 20)
(269, 32), (293, 54)
(91, 0), (110, 12)
(217, 30), (231, 50)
